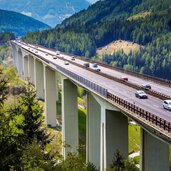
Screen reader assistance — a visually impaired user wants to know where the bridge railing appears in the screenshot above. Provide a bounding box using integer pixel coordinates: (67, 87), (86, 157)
(74, 56), (171, 87)
(107, 92), (171, 132)
(57, 65), (107, 97)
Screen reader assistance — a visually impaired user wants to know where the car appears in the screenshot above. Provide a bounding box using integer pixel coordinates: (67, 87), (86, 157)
(121, 76), (128, 81)
(83, 62), (90, 68)
(35, 51), (38, 53)
(53, 56), (57, 59)
(45, 53), (48, 56)
(163, 100), (171, 111)
(142, 83), (151, 90)
(92, 63), (98, 68)
(135, 90), (148, 99)
(56, 51), (60, 55)
(93, 68), (101, 72)
(71, 56), (75, 60)
(64, 61), (69, 65)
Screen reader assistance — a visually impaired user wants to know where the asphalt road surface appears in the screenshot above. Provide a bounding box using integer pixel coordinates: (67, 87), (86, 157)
(15, 41), (171, 123)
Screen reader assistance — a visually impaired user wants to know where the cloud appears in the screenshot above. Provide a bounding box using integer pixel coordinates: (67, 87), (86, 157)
(86, 0), (99, 3)
(22, 11), (32, 17)
(42, 14), (55, 20)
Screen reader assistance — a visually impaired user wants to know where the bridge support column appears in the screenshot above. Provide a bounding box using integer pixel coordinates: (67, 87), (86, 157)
(24, 56), (29, 81)
(89, 94), (128, 171)
(44, 65), (57, 127)
(104, 110), (128, 168)
(140, 128), (169, 171)
(18, 51), (23, 77)
(35, 60), (44, 100)
(62, 77), (78, 158)
(86, 93), (101, 169)
(28, 55), (35, 84)
(12, 46), (17, 68)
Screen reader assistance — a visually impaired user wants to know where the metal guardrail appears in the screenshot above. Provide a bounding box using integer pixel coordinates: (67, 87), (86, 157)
(57, 65), (107, 97)
(107, 92), (171, 132)
(75, 56), (171, 87)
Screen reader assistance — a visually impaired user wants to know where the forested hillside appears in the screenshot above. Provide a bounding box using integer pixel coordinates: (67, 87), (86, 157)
(0, 9), (50, 36)
(24, 0), (171, 80)
(0, 32), (15, 63)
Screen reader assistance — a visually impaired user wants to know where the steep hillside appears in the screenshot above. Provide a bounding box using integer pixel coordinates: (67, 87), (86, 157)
(24, 0), (171, 79)
(0, 0), (90, 27)
(62, 0), (141, 26)
(0, 9), (50, 36)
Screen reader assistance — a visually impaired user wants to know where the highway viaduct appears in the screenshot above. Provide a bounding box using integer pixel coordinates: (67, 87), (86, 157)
(11, 40), (171, 171)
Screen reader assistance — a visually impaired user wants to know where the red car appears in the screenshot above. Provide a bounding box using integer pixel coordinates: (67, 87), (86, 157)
(121, 76), (128, 81)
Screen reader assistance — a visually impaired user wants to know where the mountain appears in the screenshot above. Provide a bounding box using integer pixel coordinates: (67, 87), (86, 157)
(0, 9), (50, 36)
(62, 0), (141, 26)
(24, 0), (171, 80)
(0, 0), (90, 27)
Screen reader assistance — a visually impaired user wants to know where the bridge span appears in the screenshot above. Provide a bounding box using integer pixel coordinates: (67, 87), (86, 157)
(11, 40), (171, 171)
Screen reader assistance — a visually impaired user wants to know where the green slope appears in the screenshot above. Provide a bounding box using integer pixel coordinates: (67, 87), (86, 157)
(0, 9), (50, 36)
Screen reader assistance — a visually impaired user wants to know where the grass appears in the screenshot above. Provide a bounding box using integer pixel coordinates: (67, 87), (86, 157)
(128, 11), (151, 21)
(78, 107), (86, 159)
(129, 124), (140, 153)
(78, 108), (86, 141)
(46, 127), (62, 158)
(96, 40), (142, 56)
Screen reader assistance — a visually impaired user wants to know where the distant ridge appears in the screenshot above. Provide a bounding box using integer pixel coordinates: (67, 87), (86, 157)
(0, 0), (90, 27)
(0, 9), (50, 36)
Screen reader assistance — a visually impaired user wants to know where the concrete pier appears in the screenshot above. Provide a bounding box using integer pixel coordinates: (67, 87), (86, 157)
(44, 65), (57, 127)
(86, 93), (101, 169)
(35, 59), (44, 100)
(140, 128), (169, 171)
(28, 55), (35, 84)
(62, 78), (78, 158)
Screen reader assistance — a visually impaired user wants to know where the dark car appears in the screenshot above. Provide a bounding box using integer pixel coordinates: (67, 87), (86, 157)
(142, 84), (151, 90)
(135, 90), (148, 99)
(53, 56), (57, 59)
(83, 62), (90, 68)
(71, 56), (75, 60)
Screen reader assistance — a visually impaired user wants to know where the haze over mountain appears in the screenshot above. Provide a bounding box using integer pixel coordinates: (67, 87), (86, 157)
(0, 9), (50, 36)
(0, 0), (90, 27)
